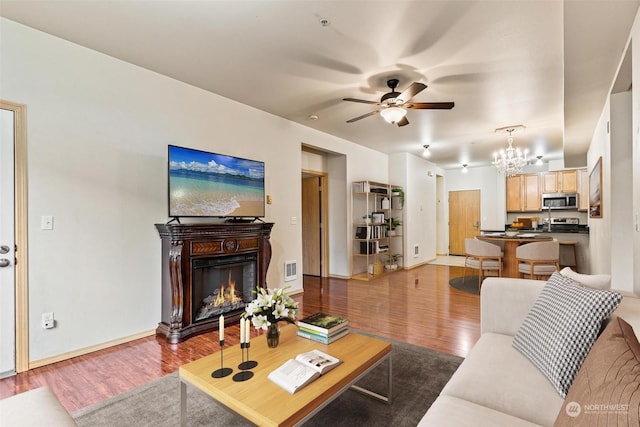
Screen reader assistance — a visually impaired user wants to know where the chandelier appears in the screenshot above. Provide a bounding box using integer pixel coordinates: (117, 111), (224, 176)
(492, 127), (528, 176)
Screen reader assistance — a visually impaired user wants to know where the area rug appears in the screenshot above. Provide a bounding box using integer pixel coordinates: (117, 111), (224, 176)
(449, 276), (481, 294)
(72, 337), (462, 427)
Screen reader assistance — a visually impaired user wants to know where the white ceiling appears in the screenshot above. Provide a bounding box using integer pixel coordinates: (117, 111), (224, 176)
(1, 0), (638, 169)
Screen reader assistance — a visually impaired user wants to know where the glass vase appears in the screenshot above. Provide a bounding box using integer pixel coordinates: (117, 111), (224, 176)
(267, 323), (280, 348)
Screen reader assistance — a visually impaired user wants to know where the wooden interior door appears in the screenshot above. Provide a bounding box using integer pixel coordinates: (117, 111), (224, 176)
(302, 176), (321, 276)
(448, 190), (481, 255)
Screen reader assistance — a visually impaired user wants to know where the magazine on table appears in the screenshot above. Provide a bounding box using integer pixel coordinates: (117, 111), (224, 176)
(268, 349), (342, 394)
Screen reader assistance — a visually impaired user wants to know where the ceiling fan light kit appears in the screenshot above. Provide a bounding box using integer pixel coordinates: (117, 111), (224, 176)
(492, 126), (529, 176)
(343, 79), (454, 127)
(380, 106), (407, 124)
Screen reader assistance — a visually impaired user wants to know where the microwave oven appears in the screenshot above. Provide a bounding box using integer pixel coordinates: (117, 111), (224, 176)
(541, 193), (578, 210)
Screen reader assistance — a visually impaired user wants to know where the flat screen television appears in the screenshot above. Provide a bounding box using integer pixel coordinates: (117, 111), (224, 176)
(168, 145), (265, 218)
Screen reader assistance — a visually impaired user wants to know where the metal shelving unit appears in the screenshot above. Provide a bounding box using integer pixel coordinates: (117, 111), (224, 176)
(351, 181), (404, 281)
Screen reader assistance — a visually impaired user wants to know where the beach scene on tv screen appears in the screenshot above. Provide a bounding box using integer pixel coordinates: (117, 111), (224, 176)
(169, 146), (265, 217)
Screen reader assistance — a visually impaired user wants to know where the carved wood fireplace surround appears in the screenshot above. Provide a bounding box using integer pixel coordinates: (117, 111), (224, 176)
(155, 222), (273, 343)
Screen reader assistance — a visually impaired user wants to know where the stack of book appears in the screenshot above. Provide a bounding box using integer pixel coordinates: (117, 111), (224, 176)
(296, 313), (349, 344)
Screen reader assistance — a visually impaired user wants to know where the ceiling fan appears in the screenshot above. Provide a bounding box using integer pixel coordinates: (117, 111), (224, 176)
(343, 79), (454, 127)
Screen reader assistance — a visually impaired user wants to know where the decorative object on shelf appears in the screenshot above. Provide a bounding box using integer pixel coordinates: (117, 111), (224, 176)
(385, 253), (403, 270)
(385, 217), (402, 236)
(244, 286), (298, 349)
(381, 197), (390, 210)
(391, 188), (404, 208)
(492, 125), (529, 176)
(362, 214), (372, 224)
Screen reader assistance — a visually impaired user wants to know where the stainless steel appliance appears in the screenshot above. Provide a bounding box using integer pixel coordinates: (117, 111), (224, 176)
(541, 217), (580, 231)
(541, 193), (579, 210)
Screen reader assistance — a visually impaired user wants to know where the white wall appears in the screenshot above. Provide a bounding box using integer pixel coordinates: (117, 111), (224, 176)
(0, 19), (388, 361)
(389, 153), (438, 266)
(632, 18), (640, 293)
(610, 91), (634, 291)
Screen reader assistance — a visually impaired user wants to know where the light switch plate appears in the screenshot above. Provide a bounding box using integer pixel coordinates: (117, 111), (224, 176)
(41, 215), (54, 230)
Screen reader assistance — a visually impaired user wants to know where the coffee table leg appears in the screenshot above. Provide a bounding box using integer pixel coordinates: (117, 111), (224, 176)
(180, 380), (187, 427)
(350, 353), (392, 404)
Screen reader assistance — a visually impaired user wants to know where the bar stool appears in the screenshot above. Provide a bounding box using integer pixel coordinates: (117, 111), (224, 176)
(559, 241), (579, 273)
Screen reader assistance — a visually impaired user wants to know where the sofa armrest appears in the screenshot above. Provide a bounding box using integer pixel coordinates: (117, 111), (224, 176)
(480, 277), (546, 336)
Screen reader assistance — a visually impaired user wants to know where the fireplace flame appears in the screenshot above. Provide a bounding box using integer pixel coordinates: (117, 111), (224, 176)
(213, 270), (240, 306)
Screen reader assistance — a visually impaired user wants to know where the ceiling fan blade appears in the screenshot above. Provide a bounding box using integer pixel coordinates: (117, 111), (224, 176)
(407, 102), (455, 110)
(396, 116), (409, 127)
(346, 110), (380, 123)
(343, 97), (379, 105)
(396, 82), (427, 103)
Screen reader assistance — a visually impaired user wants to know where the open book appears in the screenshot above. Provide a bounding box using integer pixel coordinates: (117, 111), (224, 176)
(268, 349), (342, 394)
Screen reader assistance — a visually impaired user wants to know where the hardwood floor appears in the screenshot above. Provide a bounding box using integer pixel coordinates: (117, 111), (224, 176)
(0, 264), (479, 412)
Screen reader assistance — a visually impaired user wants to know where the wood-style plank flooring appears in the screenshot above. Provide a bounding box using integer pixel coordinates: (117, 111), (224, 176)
(0, 264), (478, 412)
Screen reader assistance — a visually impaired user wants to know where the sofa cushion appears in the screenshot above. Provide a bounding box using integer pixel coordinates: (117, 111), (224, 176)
(0, 386), (77, 426)
(554, 317), (640, 426)
(418, 395), (543, 427)
(512, 272), (621, 398)
(440, 332), (563, 426)
(559, 267), (611, 290)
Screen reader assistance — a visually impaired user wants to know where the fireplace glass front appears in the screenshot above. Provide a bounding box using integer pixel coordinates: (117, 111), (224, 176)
(192, 253), (257, 322)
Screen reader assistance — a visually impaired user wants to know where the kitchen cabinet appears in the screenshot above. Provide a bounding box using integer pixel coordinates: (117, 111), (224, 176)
(506, 174), (541, 212)
(506, 175), (522, 212)
(542, 170), (578, 193)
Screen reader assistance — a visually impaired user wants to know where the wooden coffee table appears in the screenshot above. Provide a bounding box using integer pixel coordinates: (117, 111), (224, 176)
(179, 324), (392, 427)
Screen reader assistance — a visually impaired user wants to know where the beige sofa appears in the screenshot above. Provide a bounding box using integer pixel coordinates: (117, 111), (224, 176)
(418, 276), (640, 427)
(0, 386), (77, 426)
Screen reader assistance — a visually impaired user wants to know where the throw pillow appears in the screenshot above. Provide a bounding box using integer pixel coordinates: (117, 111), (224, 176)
(512, 272), (621, 398)
(554, 317), (640, 426)
(560, 267), (611, 290)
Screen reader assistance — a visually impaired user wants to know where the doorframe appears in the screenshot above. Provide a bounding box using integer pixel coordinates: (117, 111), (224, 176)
(301, 169), (329, 277)
(1, 100), (29, 373)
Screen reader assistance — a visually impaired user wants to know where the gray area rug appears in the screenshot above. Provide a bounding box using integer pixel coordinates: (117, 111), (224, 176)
(449, 276), (481, 295)
(72, 336), (462, 427)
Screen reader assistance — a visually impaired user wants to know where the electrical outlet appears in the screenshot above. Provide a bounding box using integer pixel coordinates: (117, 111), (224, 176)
(42, 312), (54, 329)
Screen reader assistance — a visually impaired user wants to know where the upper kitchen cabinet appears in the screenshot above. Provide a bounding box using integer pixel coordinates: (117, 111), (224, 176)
(506, 173), (541, 212)
(542, 170), (578, 193)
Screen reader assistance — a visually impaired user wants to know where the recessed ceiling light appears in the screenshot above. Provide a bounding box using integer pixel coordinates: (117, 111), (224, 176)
(308, 115), (319, 120)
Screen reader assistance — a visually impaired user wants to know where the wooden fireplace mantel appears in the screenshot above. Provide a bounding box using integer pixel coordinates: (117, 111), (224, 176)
(155, 222), (274, 343)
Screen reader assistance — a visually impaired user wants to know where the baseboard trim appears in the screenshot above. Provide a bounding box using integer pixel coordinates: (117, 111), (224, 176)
(29, 329), (156, 369)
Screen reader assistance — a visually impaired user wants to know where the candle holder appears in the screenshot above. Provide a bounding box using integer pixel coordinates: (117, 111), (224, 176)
(211, 340), (233, 378)
(238, 342), (258, 370)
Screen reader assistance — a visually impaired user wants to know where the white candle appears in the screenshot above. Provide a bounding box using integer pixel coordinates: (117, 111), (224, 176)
(219, 315), (224, 341)
(240, 317), (245, 344)
(245, 318), (251, 344)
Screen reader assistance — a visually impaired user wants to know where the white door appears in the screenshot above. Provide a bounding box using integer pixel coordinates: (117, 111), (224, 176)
(0, 108), (16, 375)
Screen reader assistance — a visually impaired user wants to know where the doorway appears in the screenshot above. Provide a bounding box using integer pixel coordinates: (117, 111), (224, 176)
(0, 100), (28, 375)
(301, 171), (328, 277)
(448, 190), (481, 256)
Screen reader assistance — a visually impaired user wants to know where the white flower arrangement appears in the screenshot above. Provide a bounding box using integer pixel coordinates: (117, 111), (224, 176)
(244, 287), (298, 330)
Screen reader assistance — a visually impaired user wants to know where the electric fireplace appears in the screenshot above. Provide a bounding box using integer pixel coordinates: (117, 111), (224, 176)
(155, 222), (273, 343)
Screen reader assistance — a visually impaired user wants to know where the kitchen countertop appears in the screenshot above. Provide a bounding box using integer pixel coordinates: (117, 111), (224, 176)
(481, 227), (589, 234)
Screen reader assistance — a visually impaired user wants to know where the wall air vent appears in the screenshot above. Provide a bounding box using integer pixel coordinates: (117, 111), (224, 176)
(284, 260), (297, 282)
